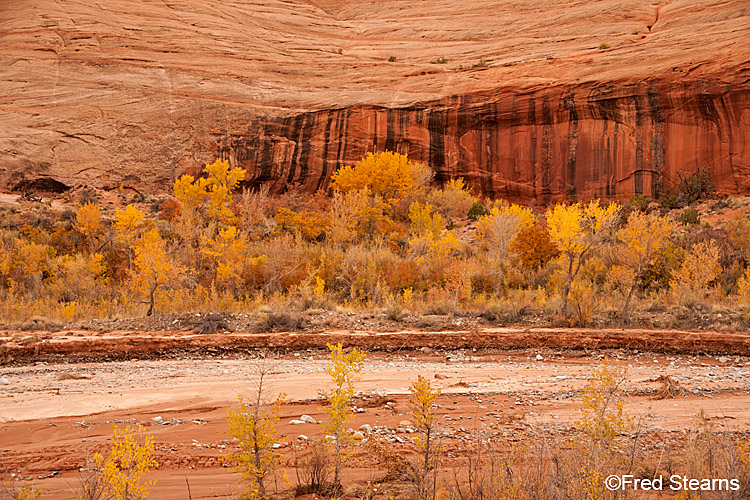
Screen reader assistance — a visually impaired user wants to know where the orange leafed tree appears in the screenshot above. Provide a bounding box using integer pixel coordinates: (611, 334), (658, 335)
(616, 211), (678, 322)
(76, 202), (103, 253)
(174, 158), (246, 226)
(130, 229), (186, 316)
(330, 151), (432, 213)
(545, 200), (621, 316)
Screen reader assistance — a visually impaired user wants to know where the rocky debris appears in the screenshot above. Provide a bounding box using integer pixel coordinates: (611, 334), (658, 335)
(151, 416), (185, 426)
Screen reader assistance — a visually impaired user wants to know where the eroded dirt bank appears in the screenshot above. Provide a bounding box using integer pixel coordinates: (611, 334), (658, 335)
(3, 327), (750, 364)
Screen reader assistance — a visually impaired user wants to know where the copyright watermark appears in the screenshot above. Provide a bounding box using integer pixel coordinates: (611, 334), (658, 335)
(605, 475), (740, 492)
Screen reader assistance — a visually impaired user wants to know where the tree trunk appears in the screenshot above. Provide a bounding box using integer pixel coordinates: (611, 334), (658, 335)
(620, 270), (641, 326)
(147, 284), (156, 316)
(334, 428), (341, 485)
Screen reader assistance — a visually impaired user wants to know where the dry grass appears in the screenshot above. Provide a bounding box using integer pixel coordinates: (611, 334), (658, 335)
(55, 370), (92, 380)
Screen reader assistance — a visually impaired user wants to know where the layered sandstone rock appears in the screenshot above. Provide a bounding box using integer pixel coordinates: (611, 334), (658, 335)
(1, 0), (748, 201)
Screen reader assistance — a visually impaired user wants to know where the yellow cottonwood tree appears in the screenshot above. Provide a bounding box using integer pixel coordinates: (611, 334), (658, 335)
(578, 361), (631, 447)
(0, 236), (12, 289)
(409, 375), (441, 500)
(408, 202), (459, 272)
(14, 238), (55, 296)
(476, 202), (535, 287)
(545, 200), (621, 315)
(130, 229), (186, 316)
(616, 211), (678, 322)
(409, 202), (446, 238)
(226, 396), (284, 500)
(670, 239), (721, 298)
(76, 202), (103, 252)
(174, 158), (246, 226)
(94, 425), (157, 500)
(53, 252), (108, 302)
(225, 358), (285, 500)
(201, 226), (265, 291)
(738, 267), (750, 312)
(323, 342), (366, 486)
(331, 151), (432, 211)
(114, 204), (145, 246)
(115, 204), (145, 269)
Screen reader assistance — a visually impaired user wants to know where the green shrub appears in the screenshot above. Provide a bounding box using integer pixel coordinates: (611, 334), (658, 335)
(678, 205), (700, 226)
(629, 194), (649, 211)
(467, 202), (487, 220)
(677, 167), (714, 204)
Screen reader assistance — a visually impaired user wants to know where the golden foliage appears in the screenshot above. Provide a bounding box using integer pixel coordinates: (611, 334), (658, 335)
(323, 342), (366, 484)
(545, 200), (621, 315)
(225, 393), (285, 499)
(409, 375), (441, 499)
(274, 207), (327, 241)
(314, 276), (326, 297)
(546, 200), (620, 256)
(444, 258), (473, 310)
(330, 151), (432, 207)
(578, 361), (631, 446)
(3, 482), (41, 500)
(409, 202), (446, 238)
(201, 226), (265, 290)
(618, 211), (678, 271)
(130, 229), (186, 316)
(508, 223), (559, 272)
(409, 374), (440, 458)
(726, 211), (750, 259)
(426, 177), (476, 219)
(6, 238), (56, 295)
(53, 252), (108, 301)
(477, 203), (535, 261)
(616, 211), (678, 319)
(670, 239), (721, 297)
(174, 158), (246, 226)
(114, 204), (145, 246)
(327, 188), (369, 247)
(737, 267), (750, 306)
(76, 202), (103, 251)
(93, 425), (157, 500)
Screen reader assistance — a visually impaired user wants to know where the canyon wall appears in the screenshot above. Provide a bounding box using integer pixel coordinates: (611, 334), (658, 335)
(229, 78), (750, 203)
(1, 0), (749, 202)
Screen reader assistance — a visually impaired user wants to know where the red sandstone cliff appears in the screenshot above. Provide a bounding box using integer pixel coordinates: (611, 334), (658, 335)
(1, 0), (748, 201)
